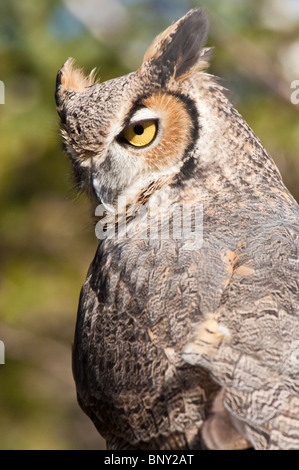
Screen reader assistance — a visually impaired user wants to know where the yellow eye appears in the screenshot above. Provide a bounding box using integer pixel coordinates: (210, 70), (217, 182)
(123, 120), (157, 147)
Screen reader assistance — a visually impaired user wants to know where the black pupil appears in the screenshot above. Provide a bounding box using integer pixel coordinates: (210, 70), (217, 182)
(134, 124), (144, 135)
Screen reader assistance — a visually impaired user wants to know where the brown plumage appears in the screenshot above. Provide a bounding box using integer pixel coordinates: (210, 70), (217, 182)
(56, 9), (299, 450)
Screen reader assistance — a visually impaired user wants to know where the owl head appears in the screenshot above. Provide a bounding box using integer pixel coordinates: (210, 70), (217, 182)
(56, 8), (283, 215)
(55, 9), (217, 211)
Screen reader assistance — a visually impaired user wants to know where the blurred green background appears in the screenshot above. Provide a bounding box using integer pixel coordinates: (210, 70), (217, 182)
(0, 0), (299, 450)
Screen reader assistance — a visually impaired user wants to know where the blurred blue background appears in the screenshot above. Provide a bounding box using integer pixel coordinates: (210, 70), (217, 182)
(0, 0), (299, 449)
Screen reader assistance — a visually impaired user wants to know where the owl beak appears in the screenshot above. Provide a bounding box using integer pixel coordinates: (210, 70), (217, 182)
(99, 200), (115, 214)
(92, 177), (115, 213)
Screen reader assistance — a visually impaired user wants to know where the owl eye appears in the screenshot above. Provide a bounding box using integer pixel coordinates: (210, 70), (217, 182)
(122, 120), (157, 147)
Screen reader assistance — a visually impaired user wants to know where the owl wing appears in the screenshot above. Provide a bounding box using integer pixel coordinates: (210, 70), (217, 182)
(183, 222), (299, 450)
(72, 234), (252, 450)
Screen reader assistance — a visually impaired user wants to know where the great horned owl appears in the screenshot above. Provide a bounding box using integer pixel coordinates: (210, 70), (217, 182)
(55, 9), (299, 450)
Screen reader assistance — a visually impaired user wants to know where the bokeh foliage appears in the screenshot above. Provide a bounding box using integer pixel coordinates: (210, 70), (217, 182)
(0, 0), (298, 449)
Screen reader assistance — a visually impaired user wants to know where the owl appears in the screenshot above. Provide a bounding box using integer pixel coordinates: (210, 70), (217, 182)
(55, 9), (299, 450)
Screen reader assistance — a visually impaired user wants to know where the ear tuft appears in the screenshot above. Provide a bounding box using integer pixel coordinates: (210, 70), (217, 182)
(142, 8), (210, 83)
(55, 58), (97, 106)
